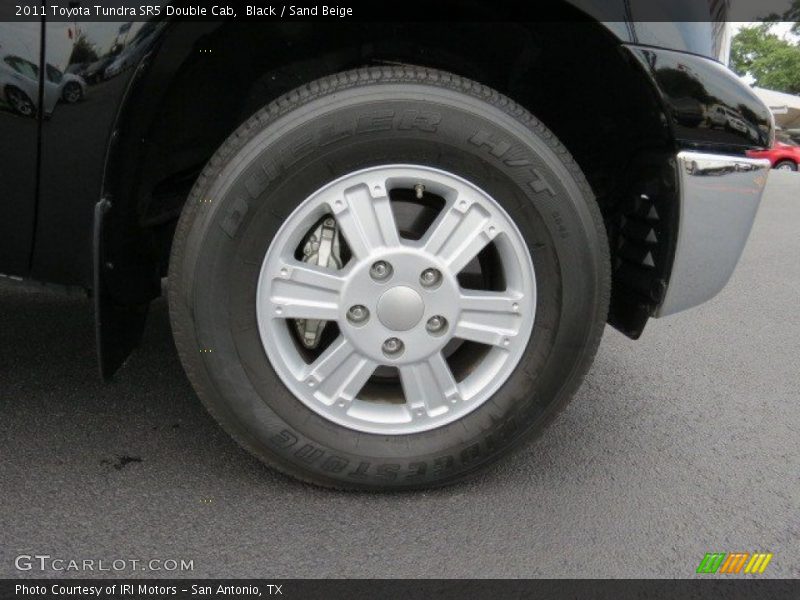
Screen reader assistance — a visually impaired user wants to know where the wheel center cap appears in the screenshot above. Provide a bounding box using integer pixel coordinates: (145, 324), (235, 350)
(377, 286), (424, 331)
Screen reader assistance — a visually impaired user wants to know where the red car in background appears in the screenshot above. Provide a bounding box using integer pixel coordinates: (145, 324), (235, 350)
(747, 136), (800, 171)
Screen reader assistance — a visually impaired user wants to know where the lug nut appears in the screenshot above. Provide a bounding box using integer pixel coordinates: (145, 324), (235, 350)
(420, 268), (442, 288)
(426, 315), (448, 335)
(382, 337), (404, 357)
(347, 305), (369, 325)
(370, 260), (393, 281)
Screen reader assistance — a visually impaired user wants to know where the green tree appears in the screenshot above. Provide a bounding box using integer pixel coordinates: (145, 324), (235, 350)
(730, 24), (800, 94)
(68, 32), (99, 65)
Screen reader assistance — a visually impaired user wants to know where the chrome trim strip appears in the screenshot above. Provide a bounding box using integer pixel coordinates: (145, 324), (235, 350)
(656, 151), (770, 317)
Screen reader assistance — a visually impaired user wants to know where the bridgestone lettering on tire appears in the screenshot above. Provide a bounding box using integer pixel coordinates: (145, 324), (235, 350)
(168, 66), (610, 490)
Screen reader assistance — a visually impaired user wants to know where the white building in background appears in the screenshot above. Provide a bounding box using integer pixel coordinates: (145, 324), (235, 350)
(753, 87), (800, 132)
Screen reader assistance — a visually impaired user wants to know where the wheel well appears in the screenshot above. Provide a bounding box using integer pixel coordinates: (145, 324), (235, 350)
(108, 16), (678, 338)
(5, 84), (29, 98)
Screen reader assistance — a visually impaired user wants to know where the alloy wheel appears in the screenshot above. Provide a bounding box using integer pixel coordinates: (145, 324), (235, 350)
(256, 165), (536, 434)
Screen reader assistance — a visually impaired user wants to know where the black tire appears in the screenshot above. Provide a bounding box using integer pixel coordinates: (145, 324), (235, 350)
(6, 86), (35, 117)
(62, 81), (82, 103)
(775, 160), (797, 172)
(168, 66), (610, 490)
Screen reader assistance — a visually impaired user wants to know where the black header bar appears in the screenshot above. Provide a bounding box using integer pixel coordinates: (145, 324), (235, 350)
(2, 0), (797, 22)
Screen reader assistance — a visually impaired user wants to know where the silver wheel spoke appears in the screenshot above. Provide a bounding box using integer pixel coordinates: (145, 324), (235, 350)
(422, 198), (497, 274)
(400, 353), (459, 417)
(269, 260), (344, 321)
(303, 337), (377, 405)
(455, 290), (524, 347)
(330, 183), (400, 258)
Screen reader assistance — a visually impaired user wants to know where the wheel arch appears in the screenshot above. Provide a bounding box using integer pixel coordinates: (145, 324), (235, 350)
(98, 13), (677, 375)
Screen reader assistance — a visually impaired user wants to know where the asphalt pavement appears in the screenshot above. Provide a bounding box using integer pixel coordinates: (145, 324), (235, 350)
(1, 172), (798, 579)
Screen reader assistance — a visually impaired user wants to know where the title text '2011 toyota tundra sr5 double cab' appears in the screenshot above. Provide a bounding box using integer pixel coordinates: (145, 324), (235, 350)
(0, 1), (774, 489)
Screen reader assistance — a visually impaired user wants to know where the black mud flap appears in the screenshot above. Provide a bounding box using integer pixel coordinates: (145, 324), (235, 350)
(93, 198), (150, 380)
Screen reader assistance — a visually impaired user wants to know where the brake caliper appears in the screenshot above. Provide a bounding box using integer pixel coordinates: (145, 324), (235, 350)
(294, 217), (342, 349)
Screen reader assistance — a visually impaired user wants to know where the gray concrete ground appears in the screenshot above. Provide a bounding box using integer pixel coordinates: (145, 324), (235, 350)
(1, 172), (798, 579)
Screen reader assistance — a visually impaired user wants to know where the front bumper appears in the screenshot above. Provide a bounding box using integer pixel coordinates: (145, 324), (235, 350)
(656, 152), (770, 317)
